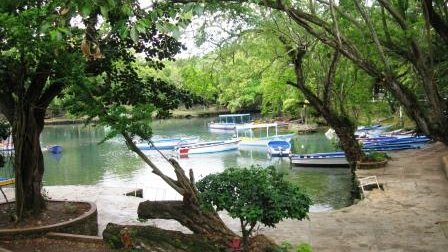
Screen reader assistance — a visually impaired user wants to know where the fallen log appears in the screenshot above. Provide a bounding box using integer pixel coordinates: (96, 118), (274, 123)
(103, 223), (227, 252)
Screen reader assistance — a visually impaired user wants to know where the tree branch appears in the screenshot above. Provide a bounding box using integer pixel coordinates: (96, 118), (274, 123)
(122, 133), (185, 195)
(323, 51), (340, 107)
(422, 0), (448, 45)
(37, 81), (67, 108)
(26, 61), (52, 103)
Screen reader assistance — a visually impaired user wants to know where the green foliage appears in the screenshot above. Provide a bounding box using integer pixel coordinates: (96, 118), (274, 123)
(362, 152), (390, 162)
(277, 241), (293, 252)
(296, 243), (313, 252)
(0, 0), (201, 217)
(197, 166), (311, 239)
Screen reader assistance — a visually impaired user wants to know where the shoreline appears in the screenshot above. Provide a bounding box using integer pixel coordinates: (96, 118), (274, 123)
(1, 143), (447, 251)
(43, 107), (258, 125)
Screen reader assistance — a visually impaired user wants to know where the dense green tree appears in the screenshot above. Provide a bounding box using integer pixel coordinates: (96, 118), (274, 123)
(0, 0), (190, 219)
(171, 0), (448, 144)
(197, 166), (311, 252)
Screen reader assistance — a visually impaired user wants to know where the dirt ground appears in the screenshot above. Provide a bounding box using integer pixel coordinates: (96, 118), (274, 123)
(0, 237), (116, 252)
(0, 202), (90, 229)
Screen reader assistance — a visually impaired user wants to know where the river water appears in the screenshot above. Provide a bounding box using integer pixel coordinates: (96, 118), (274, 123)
(39, 117), (352, 211)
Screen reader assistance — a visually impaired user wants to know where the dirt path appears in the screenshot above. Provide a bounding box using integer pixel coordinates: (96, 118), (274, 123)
(261, 142), (448, 251)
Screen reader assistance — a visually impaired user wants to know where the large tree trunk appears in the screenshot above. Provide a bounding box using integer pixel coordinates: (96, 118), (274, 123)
(138, 200), (235, 238)
(103, 223), (227, 252)
(12, 104), (46, 219)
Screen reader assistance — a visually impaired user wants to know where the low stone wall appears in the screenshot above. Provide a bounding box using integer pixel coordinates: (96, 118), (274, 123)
(443, 155), (448, 180)
(0, 201), (98, 239)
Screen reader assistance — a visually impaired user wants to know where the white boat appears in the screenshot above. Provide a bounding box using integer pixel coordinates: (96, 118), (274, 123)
(208, 114), (251, 130)
(136, 137), (199, 150)
(175, 139), (240, 156)
(290, 155), (349, 168)
(267, 139), (291, 157)
(236, 123), (294, 147)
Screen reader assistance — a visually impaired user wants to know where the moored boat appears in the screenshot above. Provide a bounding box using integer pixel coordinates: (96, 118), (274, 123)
(236, 123), (294, 147)
(267, 139), (291, 157)
(136, 137), (199, 150)
(208, 114), (251, 130)
(175, 139), (240, 156)
(289, 154), (349, 168)
(47, 145), (63, 154)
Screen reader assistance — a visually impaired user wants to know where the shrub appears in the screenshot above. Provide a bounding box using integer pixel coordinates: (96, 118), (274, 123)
(197, 166), (312, 251)
(362, 151), (389, 162)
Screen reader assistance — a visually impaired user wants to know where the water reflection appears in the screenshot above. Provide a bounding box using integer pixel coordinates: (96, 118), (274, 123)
(40, 118), (352, 211)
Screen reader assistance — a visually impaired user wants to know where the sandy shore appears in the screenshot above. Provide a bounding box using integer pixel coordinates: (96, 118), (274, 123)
(1, 142), (447, 251)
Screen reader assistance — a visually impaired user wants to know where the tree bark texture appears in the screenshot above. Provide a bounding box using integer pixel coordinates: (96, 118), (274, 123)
(12, 103), (46, 218)
(138, 200), (236, 239)
(103, 223), (226, 251)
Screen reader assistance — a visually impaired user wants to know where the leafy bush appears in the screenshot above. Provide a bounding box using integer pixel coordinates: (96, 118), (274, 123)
(197, 166), (312, 251)
(362, 151), (390, 162)
(296, 243), (313, 252)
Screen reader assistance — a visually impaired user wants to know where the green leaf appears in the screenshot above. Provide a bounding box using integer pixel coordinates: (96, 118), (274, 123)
(79, 4), (91, 17)
(49, 30), (62, 41)
(122, 4), (133, 16)
(100, 6), (109, 18)
(130, 25), (138, 43)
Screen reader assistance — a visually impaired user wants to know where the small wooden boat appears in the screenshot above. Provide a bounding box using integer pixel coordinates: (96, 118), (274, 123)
(267, 139), (291, 157)
(176, 139), (240, 156)
(208, 114), (251, 130)
(290, 155), (349, 168)
(136, 137), (199, 150)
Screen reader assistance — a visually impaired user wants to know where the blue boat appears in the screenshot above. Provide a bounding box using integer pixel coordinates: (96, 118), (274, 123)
(47, 145), (63, 154)
(267, 139), (291, 157)
(362, 144), (420, 151)
(361, 135), (430, 144)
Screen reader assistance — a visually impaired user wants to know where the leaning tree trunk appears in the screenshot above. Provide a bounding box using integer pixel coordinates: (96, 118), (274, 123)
(12, 104), (46, 219)
(287, 46), (364, 166)
(103, 133), (278, 251)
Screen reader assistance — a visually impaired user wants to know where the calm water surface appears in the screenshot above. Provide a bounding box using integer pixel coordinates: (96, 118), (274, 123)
(40, 117), (352, 211)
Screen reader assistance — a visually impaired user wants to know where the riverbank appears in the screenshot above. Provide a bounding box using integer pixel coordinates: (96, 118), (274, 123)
(1, 143), (447, 251)
(43, 106), (241, 125)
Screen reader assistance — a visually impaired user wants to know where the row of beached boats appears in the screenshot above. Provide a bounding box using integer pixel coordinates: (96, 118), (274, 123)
(290, 126), (431, 168)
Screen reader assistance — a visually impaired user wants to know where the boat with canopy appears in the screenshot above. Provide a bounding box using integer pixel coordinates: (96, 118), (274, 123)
(208, 113), (251, 130)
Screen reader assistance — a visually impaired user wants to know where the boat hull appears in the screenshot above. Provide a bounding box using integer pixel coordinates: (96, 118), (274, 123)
(267, 140), (291, 157)
(177, 139), (240, 155)
(290, 156), (349, 168)
(208, 123), (236, 130)
(137, 137), (199, 150)
(239, 134), (294, 147)
(47, 145), (63, 154)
